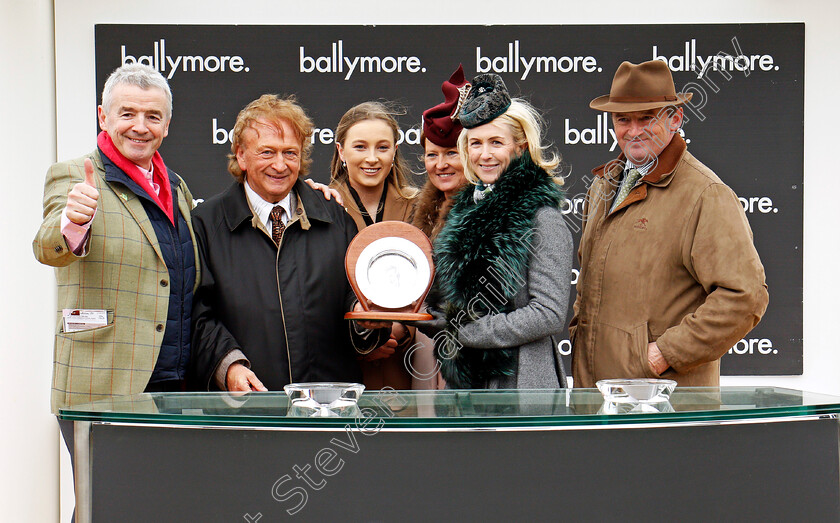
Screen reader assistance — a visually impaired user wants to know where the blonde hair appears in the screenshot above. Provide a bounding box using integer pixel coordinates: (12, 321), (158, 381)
(227, 94), (314, 183)
(329, 101), (416, 200)
(458, 98), (563, 186)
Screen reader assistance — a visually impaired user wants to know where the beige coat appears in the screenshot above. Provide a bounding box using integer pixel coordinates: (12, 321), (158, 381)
(570, 136), (768, 387)
(332, 180), (416, 390)
(333, 179), (415, 227)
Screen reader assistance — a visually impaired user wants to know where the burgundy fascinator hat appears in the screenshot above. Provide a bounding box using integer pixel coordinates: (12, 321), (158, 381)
(422, 64), (471, 148)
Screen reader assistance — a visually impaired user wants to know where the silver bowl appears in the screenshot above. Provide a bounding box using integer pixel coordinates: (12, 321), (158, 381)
(283, 382), (365, 416)
(596, 378), (677, 404)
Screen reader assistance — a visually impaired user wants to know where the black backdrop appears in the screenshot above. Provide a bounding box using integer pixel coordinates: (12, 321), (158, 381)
(95, 23), (803, 375)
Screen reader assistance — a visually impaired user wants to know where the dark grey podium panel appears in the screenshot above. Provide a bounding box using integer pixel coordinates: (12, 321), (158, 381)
(89, 418), (840, 522)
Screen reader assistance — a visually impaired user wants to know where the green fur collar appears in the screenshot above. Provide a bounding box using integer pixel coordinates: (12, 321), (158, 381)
(433, 151), (564, 388)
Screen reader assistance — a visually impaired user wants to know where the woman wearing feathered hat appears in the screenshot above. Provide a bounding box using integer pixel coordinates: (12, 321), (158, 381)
(418, 73), (573, 389)
(411, 65), (471, 241)
(408, 65), (472, 389)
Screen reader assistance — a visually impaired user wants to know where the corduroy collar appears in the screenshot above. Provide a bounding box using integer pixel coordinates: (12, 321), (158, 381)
(220, 178), (335, 232)
(592, 134), (688, 187)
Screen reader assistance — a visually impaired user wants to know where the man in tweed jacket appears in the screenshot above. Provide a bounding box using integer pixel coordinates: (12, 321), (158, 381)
(33, 65), (199, 460)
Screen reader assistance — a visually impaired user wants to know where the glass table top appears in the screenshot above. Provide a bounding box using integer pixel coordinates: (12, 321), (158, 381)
(58, 387), (840, 429)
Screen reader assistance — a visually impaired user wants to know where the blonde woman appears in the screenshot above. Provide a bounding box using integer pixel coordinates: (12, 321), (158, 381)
(418, 74), (572, 389)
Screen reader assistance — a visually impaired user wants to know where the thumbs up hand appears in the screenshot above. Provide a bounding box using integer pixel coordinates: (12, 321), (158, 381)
(65, 158), (100, 225)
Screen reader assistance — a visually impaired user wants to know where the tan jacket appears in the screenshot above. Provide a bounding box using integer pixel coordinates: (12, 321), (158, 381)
(332, 180), (416, 390)
(570, 136), (768, 387)
(333, 179), (416, 227)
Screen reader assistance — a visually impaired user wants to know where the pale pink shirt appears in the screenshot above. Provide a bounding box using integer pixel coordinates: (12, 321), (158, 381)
(61, 163), (160, 254)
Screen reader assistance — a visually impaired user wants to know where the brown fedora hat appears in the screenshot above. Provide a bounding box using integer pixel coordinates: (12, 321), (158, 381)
(590, 60), (693, 112)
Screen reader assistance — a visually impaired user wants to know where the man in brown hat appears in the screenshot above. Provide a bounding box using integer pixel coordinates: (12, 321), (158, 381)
(569, 60), (768, 387)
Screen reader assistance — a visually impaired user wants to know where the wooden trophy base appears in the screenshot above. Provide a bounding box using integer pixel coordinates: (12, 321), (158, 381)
(344, 311), (433, 321)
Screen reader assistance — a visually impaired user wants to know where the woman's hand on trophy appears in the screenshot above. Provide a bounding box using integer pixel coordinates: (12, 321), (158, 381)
(408, 306), (448, 339)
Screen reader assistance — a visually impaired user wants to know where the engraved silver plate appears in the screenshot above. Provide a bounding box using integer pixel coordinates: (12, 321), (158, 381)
(355, 237), (431, 309)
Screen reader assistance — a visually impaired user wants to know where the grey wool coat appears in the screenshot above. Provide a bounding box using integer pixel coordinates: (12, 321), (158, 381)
(456, 207), (573, 389)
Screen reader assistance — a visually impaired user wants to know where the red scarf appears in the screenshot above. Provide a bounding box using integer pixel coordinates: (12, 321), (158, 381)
(97, 131), (174, 224)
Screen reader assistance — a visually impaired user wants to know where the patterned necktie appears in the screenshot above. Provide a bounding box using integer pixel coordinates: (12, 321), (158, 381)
(613, 168), (642, 211)
(143, 169), (160, 196)
(270, 205), (285, 245)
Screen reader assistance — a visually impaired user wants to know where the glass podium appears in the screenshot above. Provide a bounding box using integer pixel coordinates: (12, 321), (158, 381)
(60, 387), (840, 521)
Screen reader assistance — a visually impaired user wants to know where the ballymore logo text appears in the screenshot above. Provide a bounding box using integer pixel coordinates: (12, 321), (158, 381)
(476, 40), (600, 80)
(299, 41), (425, 81)
(652, 39), (778, 78)
(120, 39), (248, 80)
